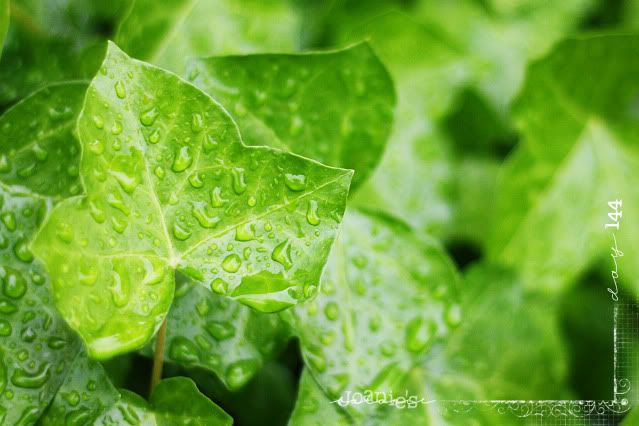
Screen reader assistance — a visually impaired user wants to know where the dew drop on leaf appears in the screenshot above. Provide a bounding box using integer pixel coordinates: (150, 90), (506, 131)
(172, 146), (193, 172)
(221, 254), (242, 273)
(284, 173), (306, 191)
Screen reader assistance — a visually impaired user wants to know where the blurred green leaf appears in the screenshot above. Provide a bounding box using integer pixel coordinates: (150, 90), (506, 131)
(187, 43), (396, 189)
(489, 34), (639, 295)
(0, 0), (8, 58)
(115, 0), (301, 73)
(289, 264), (568, 425)
(31, 42), (352, 358)
(282, 208), (462, 420)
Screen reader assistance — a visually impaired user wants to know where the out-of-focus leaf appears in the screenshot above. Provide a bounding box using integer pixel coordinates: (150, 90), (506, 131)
(0, 83), (89, 424)
(489, 34), (639, 295)
(97, 377), (232, 426)
(142, 273), (291, 390)
(40, 352), (120, 425)
(115, 0), (301, 73)
(289, 264), (568, 425)
(0, 0), (120, 106)
(187, 43), (396, 188)
(281, 208), (462, 419)
(0, 82), (86, 197)
(31, 42), (352, 359)
(0, 0), (8, 58)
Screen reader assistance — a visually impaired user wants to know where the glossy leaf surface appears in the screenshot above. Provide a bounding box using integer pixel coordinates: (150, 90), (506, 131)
(31, 42), (352, 358)
(187, 43), (396, 188)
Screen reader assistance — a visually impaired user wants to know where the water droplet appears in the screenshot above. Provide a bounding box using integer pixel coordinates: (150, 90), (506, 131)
(222, 254), (242, 273)
(235, 223), (255, 241)
(11, 363), (50, 388)
(111, 217), (128, 234)
(306, 200), (320, 225)
(289, 115), (303, 136)
(87, 139), (105, 155)
(225, 361), (256, 389)
(140, 107), (159, 126)
(191, 204), (220, 228)
(173, 222), (192, 241)
(47, 337), (66, 349)
(405, 317), (436, 353)
(380, 340), (396, 357)
(284, 174), (306, 191)
(148, 128), (161, 144)
(169, 337), (200, 364)
(210, 187), (227, 207)
(445, 303), (462, 327)
(3, 269), (27, 299)
(247, 195), (257, 207)
(109, 270), (130, 307)
(154, 166), (165, 179)
(89, 201), (106, 224)
(324, 302), (339, 321)
(234, 102), (248, 117)
(21, 327), (36, 342)
(93, 115), (104, 129)
(13, 238), (33, 262)
(191, 113), (204, 133)
(271, 239), (293, 270)
(188, 173), (204, 188)
(210, 278), (229, 294)
(306, 346), (326, 372)
(109, 170), (139, 194)
(111, 121), (123, 135)
(231, 168), (247, 194)
(32, 144), (48, 162)
(114, 81), (126, 99)
(205, 321), (235, 340)
(203, 134), (217, 153)
(1, 212), (16, 231)
(172, 146), (193, 172)
(79, 263), (97, 286)
(0, 320), (12, 336)
(0, 155), (10, 172)
(62, 390), (80, 407)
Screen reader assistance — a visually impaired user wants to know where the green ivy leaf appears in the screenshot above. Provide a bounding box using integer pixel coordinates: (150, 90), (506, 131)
(0, 0), (8, 59)
(281, 208), (462, 419)
(289, 264), (568, 425)
(115, 0), (301, 73)
(97, 377), (232, 426)
(489, 34), (639, 295)
(40, 352), (119, 426)
(186, 43), (396, 189)
(0, 82), (86, 197)
(31, 42), (353, 359)
(142, 273), (291, 390)
(0, 83), (89, 424)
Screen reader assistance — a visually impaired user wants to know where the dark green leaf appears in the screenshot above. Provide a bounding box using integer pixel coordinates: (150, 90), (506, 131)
(31, 42), (352, 358)
(187, 43), (396, 188)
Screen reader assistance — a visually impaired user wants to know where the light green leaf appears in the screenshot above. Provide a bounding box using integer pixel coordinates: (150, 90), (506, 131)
(288, 370), (351, 426)
(40, 352), (120, 426)
(489, 34), (639, 295)
(281, 208), (462, 419)
(31, 42), (352, 359)
(0, 83), (89, 424)
(186, 43), (396, 188)
(0, 0), (8, 59)
(115, 0), (301, 73)
(289, 264), (568, 425)
(0, 82), (86, 198)
(97, 377), (232, 426)
(142, 273), (290, 390)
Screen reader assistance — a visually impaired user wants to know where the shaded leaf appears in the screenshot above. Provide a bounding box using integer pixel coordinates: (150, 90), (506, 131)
(97, 377), (232, 426)
(31, 42), (352, 359)
(187, 43), (396, 188)
(489, 34), (639, 295)
(0, 0), (7, 58)
(281, 208), (462, 419)
(115, 0), (301, 73)
(142, 273), (291, 390)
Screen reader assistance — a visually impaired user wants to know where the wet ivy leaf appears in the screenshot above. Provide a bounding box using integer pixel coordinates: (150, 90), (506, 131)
(31, 42), (353, 359)
(141, 273), (291, 390)
(281, 208), (462, 419)
(0, 0), (7, 58)
(40, 352), (119, 426)
(289, 264), (568, 425)
(186, 43), (396, 188)
(0, 82), (86, 197)
(489, 35), (639, 295)
(115, 0), (301, 73)
(97, 377), (232, 425)
(0, 83), (91, 424)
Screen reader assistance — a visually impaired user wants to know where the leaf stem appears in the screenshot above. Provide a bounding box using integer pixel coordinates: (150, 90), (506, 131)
(150, 318), (168, 393)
